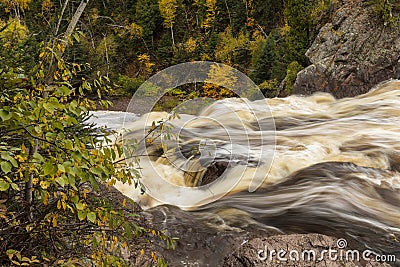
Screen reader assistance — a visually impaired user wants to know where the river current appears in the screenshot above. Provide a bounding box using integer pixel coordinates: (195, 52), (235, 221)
(90, 80), (400, 265)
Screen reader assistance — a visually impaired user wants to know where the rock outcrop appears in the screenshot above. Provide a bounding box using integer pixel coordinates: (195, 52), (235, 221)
(293, 0), (400, 98)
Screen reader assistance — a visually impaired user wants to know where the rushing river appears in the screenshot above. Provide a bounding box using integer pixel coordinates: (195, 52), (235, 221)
(91, 80), (400, 266)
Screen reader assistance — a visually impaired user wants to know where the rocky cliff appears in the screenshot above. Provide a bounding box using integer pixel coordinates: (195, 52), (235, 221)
(292, 0), (400, 98)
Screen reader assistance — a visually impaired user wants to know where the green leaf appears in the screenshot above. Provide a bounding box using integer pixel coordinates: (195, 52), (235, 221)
(71, 151), (82, 161)
(89, 176), (99, 191)
(125, 222), (132, 238)
(32, 152), (44, 163)
(0, 179), (10, 191)
(66, 116), (78, 125)
(90, 167), (103, 177)
(75, 202), (84, 210)
(70, 195), (79, 203)
(69, 166), (76, 177)
(6, 249), (17, 255)
(0, 109), (12, 121)
(1, 161), (12, 174)
(67, 175), (77, 190)
(10, 183), (19, 190)
(43, 163), (57, 176)
(64, 140), (73, 150)
(87, 212), (96, 223)
(1, 151), (12, 161)
(56, 86), (71, 97)
(57, 164), (65, 173)
(111, 149), (116, 161)
(1, 152), (18, 167)
(52, 122), (64, 131)
(73, 32), (80, 42)
(9, 157), (18, 167)
(34, 126), (42, 134)
(77, 210), (87, 221)
(55, 176), (66, 187)
(43, 102), (54, 114)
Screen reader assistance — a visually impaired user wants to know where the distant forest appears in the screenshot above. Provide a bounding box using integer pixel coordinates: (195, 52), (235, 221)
(0, 0), (346, 97)
(0, 0), (397, 97)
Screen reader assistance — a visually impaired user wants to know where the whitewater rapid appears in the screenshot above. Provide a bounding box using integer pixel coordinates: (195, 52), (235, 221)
(90, 80), (400, 264)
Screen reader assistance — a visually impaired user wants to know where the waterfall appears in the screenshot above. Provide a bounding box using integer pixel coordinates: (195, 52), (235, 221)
(91, 80), (400, 265)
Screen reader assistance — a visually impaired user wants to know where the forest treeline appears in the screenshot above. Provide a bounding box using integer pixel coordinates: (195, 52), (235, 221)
(0, 0), (345, 98)
(1, 0), (398, 97)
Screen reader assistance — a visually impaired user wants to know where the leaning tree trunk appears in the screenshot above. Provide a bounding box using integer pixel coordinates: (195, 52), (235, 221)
(45, 0), (90, 86)
(62, 0), (89, 44)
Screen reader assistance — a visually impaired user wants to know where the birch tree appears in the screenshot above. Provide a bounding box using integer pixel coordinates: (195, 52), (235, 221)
(159, 0), (178, 47)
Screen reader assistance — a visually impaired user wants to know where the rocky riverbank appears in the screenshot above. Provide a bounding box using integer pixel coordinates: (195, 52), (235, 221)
(103, 184), (393, 266)
(292, 0), (400, 98)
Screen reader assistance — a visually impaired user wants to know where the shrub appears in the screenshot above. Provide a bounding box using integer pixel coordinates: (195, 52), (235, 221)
(284, 61), (303, 95)
(367, 0), (400, 26)
(167, 88), (186, 98)
(116, 75), (145, 95)
(0, 59), (173, 265)
(258, 79), (280, 98)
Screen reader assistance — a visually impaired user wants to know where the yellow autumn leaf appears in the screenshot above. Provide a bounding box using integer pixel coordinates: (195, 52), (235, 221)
(40, 181), (49, 189)
(43, 193), (48, 206)
(83, 188), (89, 199)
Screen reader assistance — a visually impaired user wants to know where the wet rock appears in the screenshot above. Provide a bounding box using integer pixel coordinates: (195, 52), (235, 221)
(145, 205), (281, 266)
(293, 0), (400, 98)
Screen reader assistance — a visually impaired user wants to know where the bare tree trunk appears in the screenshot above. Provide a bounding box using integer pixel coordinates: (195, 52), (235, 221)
(25, 139), (38, 222)
(171, 24), (175, 47)
(104, 35), (110, 77)
(55, 0), (69, 36)
(45, 0), (90, 86)
(45, 0), (70, 88)
(257, 24), (268, 38)
(244, 0), (249, 27)
(62, 0), (89, 44)
(224, 0), (232, 28)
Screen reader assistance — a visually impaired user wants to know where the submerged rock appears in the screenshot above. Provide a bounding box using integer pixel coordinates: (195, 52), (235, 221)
(293, 0), (400, 98)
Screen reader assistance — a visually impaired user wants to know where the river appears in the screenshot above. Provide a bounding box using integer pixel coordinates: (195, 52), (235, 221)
(90, 80), (400, 266)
